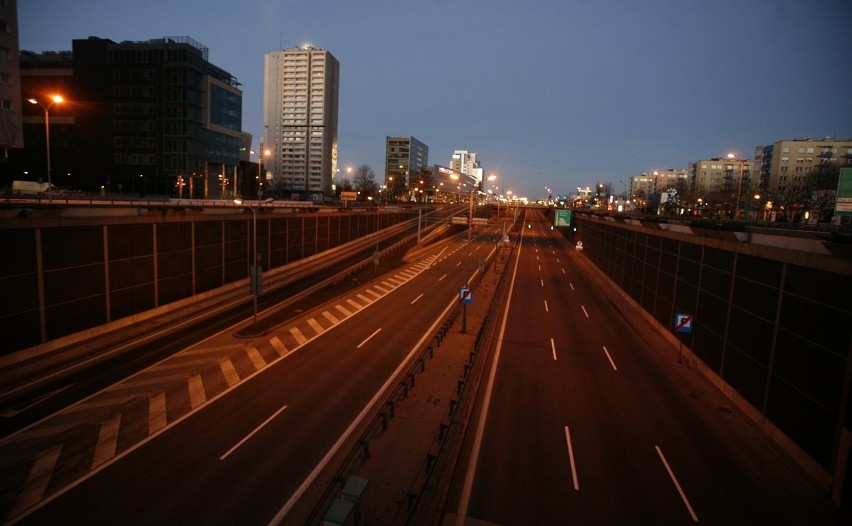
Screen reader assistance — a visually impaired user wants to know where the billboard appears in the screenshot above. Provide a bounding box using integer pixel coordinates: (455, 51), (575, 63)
(836, 167), (852, 217)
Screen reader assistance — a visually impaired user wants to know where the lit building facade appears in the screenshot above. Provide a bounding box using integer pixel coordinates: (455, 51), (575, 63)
(385, 136), (428, 200)
(11, 36), (244, 197)
(0, 0), (23, 156)
(451, 150), (483, 186)
(264, 46), (339, 200)
(755, 138), (852, 196)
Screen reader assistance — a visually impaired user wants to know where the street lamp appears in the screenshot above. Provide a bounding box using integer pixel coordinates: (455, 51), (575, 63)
(728, 153), (746, 220)
(257, 141), (270, 199)
(461, 186), (475, 333)
(234, 197), (274, 334)
(28, 95), (64, 199)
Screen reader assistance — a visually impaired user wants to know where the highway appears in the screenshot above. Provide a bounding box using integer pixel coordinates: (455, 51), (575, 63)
(444, 211), (836, 525)
(1, 208), (841, 525)
(1, 221), (502, 525)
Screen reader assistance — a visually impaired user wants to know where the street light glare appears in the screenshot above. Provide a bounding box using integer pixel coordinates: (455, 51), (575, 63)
(51, 95), (64, 104)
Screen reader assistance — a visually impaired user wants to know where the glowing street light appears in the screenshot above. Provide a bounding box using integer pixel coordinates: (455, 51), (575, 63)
(234, 196), (274, 333)
(28, 95), (64, 199)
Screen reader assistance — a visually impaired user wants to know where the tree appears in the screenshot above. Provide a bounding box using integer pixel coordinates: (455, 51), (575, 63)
(352, 164), (377, 200)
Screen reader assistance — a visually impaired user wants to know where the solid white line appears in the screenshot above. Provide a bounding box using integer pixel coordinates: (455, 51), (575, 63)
(655, 445), (699, 522)
(357, 328), (382, 348)
(411, 293), (424, 304)
(564, 426), (579, 490)
(220, 405), (288, 460)
(270, 283), (470, 525)
(581, 305), (589, 318)
(602, 346), (618, 371)
(457, 222), (525, 523)
(551, 338), (558, 361)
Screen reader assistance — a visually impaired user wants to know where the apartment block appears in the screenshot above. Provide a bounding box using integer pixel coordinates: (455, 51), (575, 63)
(264, 46), (339, 199)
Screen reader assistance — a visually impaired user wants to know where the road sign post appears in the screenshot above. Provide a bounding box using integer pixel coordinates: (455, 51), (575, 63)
(674, 313), (693, 363)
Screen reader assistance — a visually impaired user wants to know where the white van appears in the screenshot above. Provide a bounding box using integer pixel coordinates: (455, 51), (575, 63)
(11, 180), (59, 195)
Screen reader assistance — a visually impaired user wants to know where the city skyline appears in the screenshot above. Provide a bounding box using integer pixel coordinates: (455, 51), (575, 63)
(19, 0), (852, 200)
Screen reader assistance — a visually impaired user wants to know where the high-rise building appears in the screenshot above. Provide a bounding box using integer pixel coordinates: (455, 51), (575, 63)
(451, 150), (482, 185)
(264, 46), (339, 200)
(0, 0), (23, 156)
(385, 136), (428, 200)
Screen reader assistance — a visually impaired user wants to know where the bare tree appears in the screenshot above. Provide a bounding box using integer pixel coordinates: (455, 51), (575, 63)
(352, 164), (377, 199)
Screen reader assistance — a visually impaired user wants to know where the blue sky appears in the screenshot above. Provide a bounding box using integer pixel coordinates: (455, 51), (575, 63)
(19, 0), (852, 200)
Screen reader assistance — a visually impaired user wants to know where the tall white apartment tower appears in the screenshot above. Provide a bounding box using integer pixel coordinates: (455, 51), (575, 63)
(264, 46), (339, 199)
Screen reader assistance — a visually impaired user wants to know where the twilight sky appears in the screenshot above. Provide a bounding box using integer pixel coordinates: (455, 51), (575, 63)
(19, 0), (852, 200)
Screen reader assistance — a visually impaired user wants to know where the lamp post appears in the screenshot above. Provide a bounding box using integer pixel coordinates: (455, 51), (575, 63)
(28, 95), (64, 200)
(234, 197), (274, 333)
(461, 187), (474, 333)
(257, 140), (270, 199)
(728, 153), (746, 220)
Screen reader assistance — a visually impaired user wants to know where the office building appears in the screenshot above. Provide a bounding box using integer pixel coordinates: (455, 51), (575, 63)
(0, 0), (23, 157)
(12, 36), (244, 197)
(385, 136), (428, 201)
(264, 46), (339, 200)
(451, 150), (483, 185)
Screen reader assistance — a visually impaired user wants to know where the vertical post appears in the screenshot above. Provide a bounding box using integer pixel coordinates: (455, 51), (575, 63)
(462, 189), (473, 334)
(44, 107), (52, 203)
(252, 206), (258, 331)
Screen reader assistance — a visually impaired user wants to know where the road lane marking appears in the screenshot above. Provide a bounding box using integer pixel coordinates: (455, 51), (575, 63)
(438, 273), (447, 281)
(188, 374), (206, 409)
(602, 346), (618, 371)
(335, 304), (352, 317)
(11, 444), (62, 517)
(322, 311), (339, 324)
(92, 413), (121, 469)
(457, 228), (525, 522)
(219, 357), (241, 387)
(346, 299), (362, 311)
(540, 278), (544, 287)
(290, 327), (308, 345)
(655, 445), (699, 522)
(544, 300), (549, 312)
(307, 318), (325, 335)
(411, 293), (424, 304)
(269, 336), (289, 356)
(271, 284), (462, 525)
(357, 328), (382, 349)
(564, 426), (579, 490)
(562, 268), (566, 274)
(366, 289), (382, 299)
(581, 305), (589, 318)
(356, 293), (373, 304)
(149, 391), (167, 434)
(551, 338), (558, 360)
(220, 405), (288, 460)
(569, 282), (574, 290)
(246, 345), (267, 370)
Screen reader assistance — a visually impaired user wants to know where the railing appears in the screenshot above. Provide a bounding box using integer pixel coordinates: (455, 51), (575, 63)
(302, 229), (514, 525)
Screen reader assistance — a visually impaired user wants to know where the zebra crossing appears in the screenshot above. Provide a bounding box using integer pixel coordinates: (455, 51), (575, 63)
(0, 254), (439, 523)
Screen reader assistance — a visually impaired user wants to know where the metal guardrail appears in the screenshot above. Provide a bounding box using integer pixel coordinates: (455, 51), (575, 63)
(303, 227), (517, 525)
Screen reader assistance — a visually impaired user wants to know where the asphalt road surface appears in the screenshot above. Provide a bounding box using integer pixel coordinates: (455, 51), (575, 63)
(443, 210), (839, 525)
